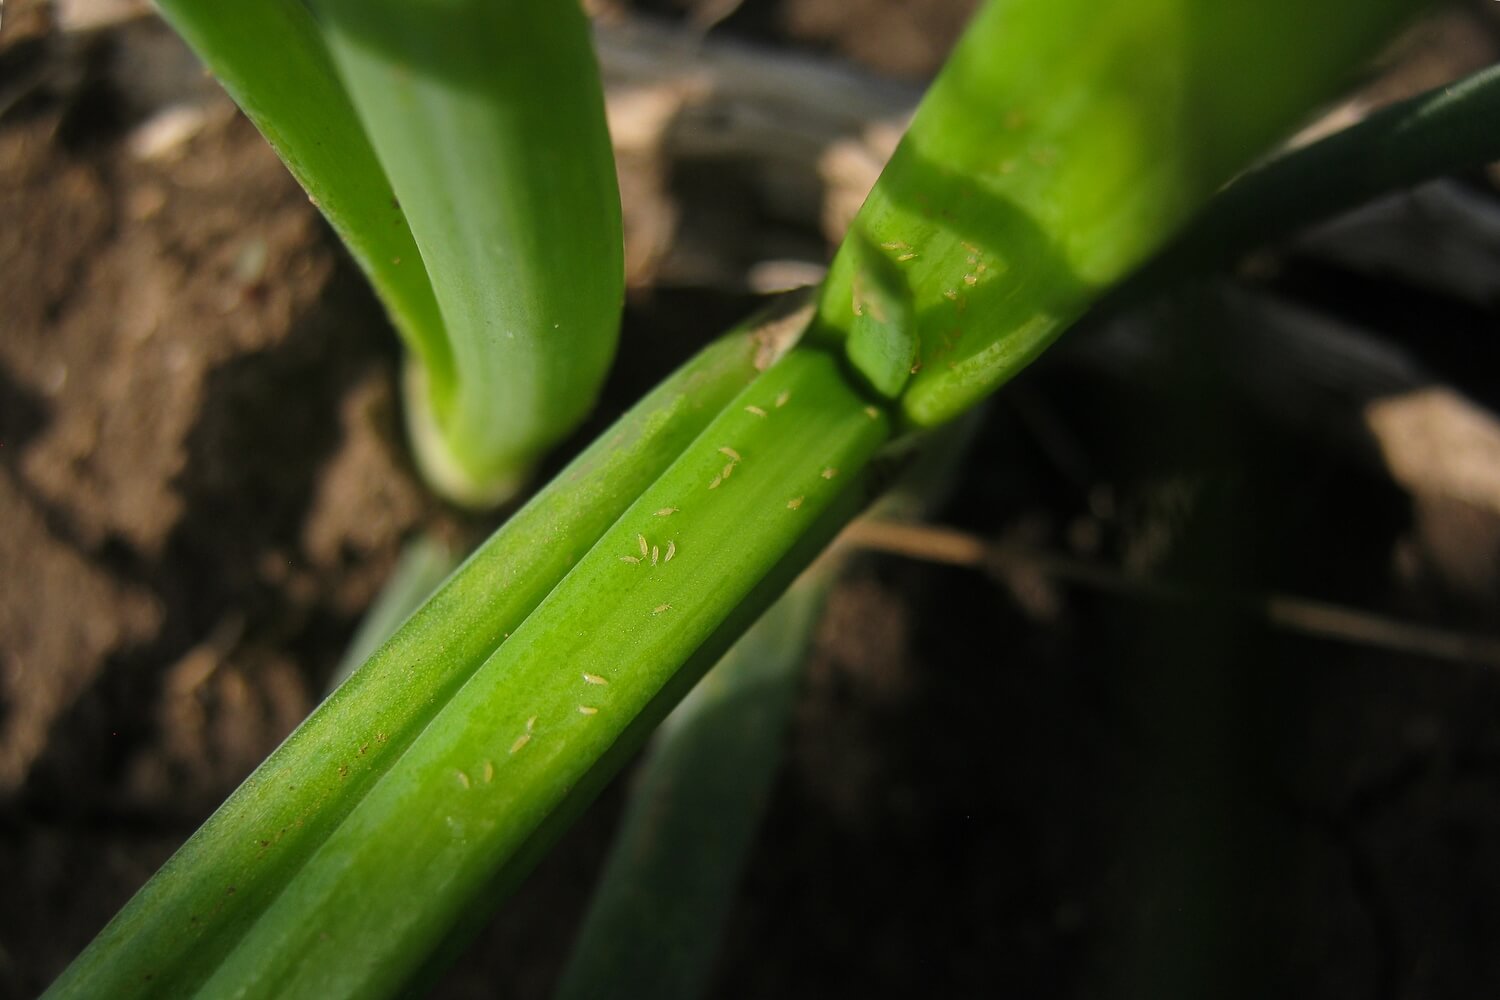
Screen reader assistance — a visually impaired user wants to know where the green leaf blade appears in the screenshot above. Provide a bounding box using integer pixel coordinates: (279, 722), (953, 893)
(312, 0), (626, 503)
(154, 0), (451, 395)
(816, 0), (1428, 429)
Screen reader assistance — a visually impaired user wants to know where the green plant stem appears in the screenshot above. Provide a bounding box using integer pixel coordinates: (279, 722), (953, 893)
(1117, 62), (1500, 303)
(552, 413), (979, 1000)
(153, 0), (449, 392)
(327, 534), (462, 695)
(554, 569), (832, 1000)
(42, 324), (776, 1000)
(187, 346), (892, 998)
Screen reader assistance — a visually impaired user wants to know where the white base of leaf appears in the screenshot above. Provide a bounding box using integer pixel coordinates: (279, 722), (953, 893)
(401, 360), (529, 510)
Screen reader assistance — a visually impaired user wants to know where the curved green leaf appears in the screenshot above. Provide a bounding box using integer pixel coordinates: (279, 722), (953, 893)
(311, 0), (625, 504)
(155, 0), (450, 393)
(814, 0), (1425, 427)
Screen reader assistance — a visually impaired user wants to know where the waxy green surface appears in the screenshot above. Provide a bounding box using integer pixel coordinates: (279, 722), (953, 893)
(817, 0), (1423, 427)
(556, 570), (831, 1000)
(192, 347), (891, 998)
(44, 330), (768, 999)
(313, 0), (624, 502)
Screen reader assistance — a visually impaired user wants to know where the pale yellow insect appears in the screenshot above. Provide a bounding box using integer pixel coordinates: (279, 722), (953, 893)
(709, 474), (723, 490)
(577, 705), (599, 716)
(864, 406), (881, 420)
(897, 252), (918, 262)
(665, 540), (676, 562)
(718, 446), (741, 462)
(583, 672), (609, 686)
(654, 507), (678, 517)
(637, 533), (649, 557)
(651, 545), (660, 566)
(963, 273), (978, 286)
(482, 760), (495, 783)
(745, 405), (767, 417)
(510, 733), (531, 754)
(775, 390), (791, 408)
(821, 467), (838, 480)
(620, 555), (640, 565)
(653, 603), (673, 615)
(943, 288), (959, 301)
(787, 496), (804, 510)
(722, 462), (735, 481)
(455, 770), (471, 790)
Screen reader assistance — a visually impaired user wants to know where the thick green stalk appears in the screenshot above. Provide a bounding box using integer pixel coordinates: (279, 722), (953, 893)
(43, 326), (774, 1000)
(326, 534), (461, 694)
(554, 571), (832, 1000)
(188, 347), (892, 999)
(311, 0), (625, 504)
(813, 0), (1424, 427)
(552, 415), (980, 1000)
(153, 0), (449, 394)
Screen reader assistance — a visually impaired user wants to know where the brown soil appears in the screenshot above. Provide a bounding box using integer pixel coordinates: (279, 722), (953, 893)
(4, 3), (1500, 1000)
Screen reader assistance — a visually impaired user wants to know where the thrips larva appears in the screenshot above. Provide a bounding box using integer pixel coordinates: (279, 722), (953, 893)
(583, 672), (608, 686)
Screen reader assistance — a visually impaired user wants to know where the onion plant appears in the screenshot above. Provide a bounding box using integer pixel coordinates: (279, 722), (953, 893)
(156, 0), (622, 505)
(49, 0), (1475, 996)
